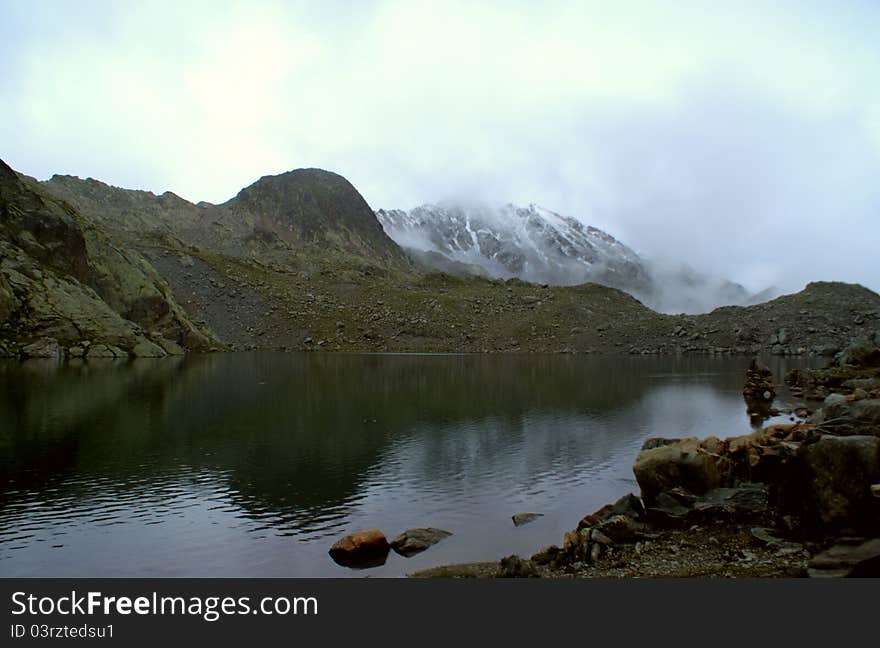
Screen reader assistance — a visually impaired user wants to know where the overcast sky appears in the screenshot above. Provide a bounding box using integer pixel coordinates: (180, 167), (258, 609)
(2, 0), (878, 294)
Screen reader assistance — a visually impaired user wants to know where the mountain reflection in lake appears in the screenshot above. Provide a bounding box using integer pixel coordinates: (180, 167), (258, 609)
(0, 352), (816, 577)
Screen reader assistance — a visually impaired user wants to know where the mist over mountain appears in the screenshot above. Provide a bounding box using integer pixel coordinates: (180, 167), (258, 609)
(376, 203), (772, 313)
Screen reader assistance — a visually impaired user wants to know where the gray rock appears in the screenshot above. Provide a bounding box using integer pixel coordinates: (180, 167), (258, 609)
(808, 538), (880, 577)
(597, 513), (654, 543)
(390, 528), (452, 557)
(835, 337), (880, 367)
(499, 555), (539, 578)
(131, 340), (167, 358)
(803, 435), (880, 528)
(823, 393), (848, 408)
(512, 512), (544, 527)
(86, 344), (117, 358)
(842, 377), (880, 392)
(851, 400), (880, 428)
(640, 437), (682, 451)
(692, 484), (769, 518)
(610, 493), (646, 520)
(750, 527), (803, 553)
(68, 345), (85, 358)
(591, 529), (614, 545)
(156, 338), (185, 356)
(22, 337), (62, 359)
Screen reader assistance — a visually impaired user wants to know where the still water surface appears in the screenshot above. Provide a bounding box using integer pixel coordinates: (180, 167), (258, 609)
(0, 352), (815, 577)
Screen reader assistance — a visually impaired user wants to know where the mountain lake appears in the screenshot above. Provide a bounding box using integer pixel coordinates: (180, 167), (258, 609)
(0, 352), (820, 577)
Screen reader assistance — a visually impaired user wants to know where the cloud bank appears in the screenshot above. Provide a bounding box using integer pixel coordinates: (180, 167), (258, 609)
(1, 0), (878, 294)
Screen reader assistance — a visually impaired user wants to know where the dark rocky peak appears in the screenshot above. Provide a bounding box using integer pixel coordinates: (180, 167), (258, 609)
(226, 168), (405, 261)
(0, 158), (89, 282)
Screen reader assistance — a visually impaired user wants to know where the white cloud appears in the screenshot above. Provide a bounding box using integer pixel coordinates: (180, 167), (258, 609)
(1, 0), (878, 293)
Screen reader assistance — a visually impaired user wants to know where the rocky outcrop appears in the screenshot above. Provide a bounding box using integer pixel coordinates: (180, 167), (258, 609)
(1, 158), (220, 356)
(634, 419), (880, 536)
(787, 335), (880, 400)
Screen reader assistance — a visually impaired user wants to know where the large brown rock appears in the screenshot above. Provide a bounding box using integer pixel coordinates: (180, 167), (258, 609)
(328, 529), (390, 568)
(633, 437), (731, 505)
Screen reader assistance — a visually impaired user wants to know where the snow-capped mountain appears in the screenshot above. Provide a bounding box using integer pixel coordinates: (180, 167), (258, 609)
(377, 202), (767, 313)
(377, 203), (652, 294)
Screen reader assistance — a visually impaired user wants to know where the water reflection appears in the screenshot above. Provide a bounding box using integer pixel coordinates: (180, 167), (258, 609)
(0, 353), (814, 576)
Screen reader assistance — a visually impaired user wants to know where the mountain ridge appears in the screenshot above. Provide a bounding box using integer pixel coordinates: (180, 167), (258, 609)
(1, 158), (876, 359)
(377, 201), (768, 313)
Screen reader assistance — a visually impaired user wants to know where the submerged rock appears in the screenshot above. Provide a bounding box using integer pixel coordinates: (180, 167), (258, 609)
(328, 529), (390, 568)
(511, 512), (544, 527)
(390, 528), (452, 557)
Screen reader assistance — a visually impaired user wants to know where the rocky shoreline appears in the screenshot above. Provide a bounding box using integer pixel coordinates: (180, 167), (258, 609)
(409, 337), (880, 578)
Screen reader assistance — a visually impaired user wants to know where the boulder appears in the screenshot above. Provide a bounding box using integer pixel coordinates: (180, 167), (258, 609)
(640, 437), (682, 451)
(835, 339), (880, 368)
(842, 378), (880, 392)
(499, 555), (540, 578)
(530, 545), (561, 565)
(609, 493), (646, 520)
(633, 437), (731, 505)
(131, 339), (167, 358)
(594, 514), (650, 544)
(328, 529), (390, 568)
(86, 343), (126, 359)
(691, 484), (769, 519)
(647, 484), (769, 527)
(390, 528), (452, 557)
(810, 397), (880, 436)
(808, 538), (880, 577)
(68, 345), (85, 358)
(21, 337), (61, 359)
(156, 338), (186, 356)
(802, 435), (880, 529)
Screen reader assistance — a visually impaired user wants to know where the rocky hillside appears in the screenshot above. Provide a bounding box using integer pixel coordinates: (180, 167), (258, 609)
(44, 169), (407, 265)
(0, 158), (218, 359)
(377, 202), (764, 313)
(2, 159), (877, 359)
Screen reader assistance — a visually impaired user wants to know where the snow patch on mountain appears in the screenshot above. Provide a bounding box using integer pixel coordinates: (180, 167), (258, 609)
(377, 202), (772, 313)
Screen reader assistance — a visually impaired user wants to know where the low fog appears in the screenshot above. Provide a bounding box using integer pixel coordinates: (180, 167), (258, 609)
(2, 1), (879, 299)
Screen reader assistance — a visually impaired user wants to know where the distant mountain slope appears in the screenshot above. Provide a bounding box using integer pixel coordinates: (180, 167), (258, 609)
(44, 169), (407, 265)
(377, 202), (651, 292)
(6, 159), (875, 358)
(377, 202), (771, 313)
